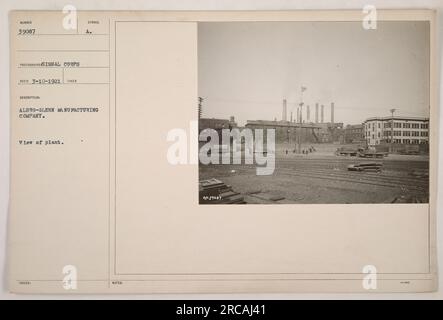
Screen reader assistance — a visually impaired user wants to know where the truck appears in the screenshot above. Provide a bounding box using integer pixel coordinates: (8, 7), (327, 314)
(335, 146), (388, 158)
(357, 147), (388, 158)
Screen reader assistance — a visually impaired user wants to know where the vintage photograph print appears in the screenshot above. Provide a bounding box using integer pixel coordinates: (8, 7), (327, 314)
(198, 21), (430, 204)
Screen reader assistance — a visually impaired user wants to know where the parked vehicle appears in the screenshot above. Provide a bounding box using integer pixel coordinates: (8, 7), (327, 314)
(357, 147), (388, 158)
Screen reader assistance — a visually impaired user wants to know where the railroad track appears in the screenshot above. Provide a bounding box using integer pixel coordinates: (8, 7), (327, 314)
(200, 158), (429, 193)
(276, 158), (429, 168)
(274, 167), (428, 192)
(276, 166), (428, 185)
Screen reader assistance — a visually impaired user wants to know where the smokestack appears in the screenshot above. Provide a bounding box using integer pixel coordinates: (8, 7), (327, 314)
(290, 111), (293, 122)
(282, 99), (287, 121)
(315, 103), (319, 123)
(321, 104), (324, 123)
(331, 102), (334, 124)
(299, 106), (303, 123)
(306, 105), (310, 122)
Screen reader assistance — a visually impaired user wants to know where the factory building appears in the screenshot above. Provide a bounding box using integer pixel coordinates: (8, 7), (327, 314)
(244, 100), (342, 144)
(245, 120), (321, 144)
(344, 124), (365, 144)
(199, 99), (345, 145)
(363, 116), (429, 146)
(199, 116), (238, 132)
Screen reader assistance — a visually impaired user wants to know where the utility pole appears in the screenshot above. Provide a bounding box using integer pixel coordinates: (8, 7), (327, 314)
(390, 108), (396, 153)
(298, 86), (307, 153)
(198, 97), (203, 119)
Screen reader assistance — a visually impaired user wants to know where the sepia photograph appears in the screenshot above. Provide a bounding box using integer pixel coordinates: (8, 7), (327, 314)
(4, 7), (439, 297)
(198, 21), (430, 204)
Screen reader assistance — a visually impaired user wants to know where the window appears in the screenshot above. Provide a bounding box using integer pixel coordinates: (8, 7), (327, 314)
(421, 123), (428, 129)
(420, 131), (428, 137)
(403, 123), (410, 128)
(412, 131), (420, 137)
(403, 131), (410, 136)
(394, 122), (402, 128)
(411, 123), (420, 129)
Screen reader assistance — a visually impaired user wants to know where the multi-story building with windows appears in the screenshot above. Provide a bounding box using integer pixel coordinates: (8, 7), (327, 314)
(343, 124), (364, 143)
(363, 116), (429, 146)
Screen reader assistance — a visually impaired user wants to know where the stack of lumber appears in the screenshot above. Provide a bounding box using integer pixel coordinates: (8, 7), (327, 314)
(347, 162), (383, 172)
(199, 178), (246, 204)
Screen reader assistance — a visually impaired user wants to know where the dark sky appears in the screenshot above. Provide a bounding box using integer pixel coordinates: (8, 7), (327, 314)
(198, 21), (430, 126)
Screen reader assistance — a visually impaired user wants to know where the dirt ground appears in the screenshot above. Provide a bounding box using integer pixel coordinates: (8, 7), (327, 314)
(199, 143), (429, 204)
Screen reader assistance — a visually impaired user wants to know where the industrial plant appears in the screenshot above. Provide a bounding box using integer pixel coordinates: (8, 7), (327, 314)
(198, 96), (429, 205)
(199, 97), (429, 154)
(197, 21), (430, 205)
